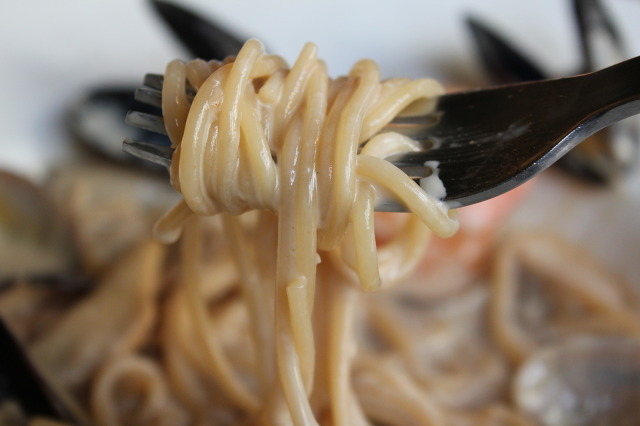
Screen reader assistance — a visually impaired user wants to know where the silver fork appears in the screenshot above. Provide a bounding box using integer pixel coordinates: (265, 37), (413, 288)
(123, 56), (640, 210)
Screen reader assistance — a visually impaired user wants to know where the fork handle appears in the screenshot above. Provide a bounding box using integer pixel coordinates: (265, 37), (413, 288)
(572, 56), (640, 132)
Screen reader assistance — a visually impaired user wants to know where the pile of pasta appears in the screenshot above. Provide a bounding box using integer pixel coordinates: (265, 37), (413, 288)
(2, 40), (640, 426)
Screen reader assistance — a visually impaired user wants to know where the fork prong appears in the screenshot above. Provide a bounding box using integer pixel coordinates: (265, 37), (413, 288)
(144, 73), (199, 97)
(123, 138), (173, 168)
(125, 111), (167, 135)
(135, 87), (162, 108)
(143, 73), (164, 90)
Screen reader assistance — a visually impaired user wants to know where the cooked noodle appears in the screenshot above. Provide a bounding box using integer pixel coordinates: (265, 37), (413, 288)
(3, 39), (640, 426)
(155, 39), (458, 424)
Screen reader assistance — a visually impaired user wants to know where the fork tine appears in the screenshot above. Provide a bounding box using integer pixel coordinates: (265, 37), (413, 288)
(125, 111), (167, 135)
(142, 73), (196, 97)
(123, 138), (173, 168)
(135, 87), (162, 108)
(143, 73), (164, 90)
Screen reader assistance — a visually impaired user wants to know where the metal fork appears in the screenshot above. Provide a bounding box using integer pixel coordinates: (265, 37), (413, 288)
(124, 56), (640, 210)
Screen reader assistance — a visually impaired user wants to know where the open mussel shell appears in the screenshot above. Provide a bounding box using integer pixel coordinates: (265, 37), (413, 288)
(515, 337), (640, 426)
(149, 0), (246, 60)
(0, 171), (76, 284)
(0, 318), (82, 423)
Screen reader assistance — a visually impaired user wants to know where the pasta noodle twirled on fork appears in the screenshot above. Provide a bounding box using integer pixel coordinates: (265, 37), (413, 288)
(156, 39), (458, 424)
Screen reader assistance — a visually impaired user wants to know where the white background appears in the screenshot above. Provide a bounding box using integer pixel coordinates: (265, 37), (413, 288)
(1, 0), (639, 282)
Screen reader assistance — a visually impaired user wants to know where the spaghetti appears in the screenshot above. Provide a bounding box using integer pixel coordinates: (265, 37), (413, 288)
(156, 39), (458, 424)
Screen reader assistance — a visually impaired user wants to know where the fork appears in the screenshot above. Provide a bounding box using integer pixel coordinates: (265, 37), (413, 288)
(123, 56), (640, 211)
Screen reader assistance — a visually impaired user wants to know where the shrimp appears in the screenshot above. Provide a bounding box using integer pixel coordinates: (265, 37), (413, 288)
(375, 179), (535, 297)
